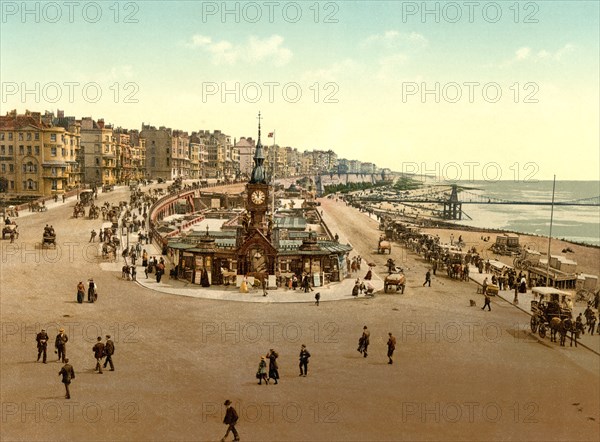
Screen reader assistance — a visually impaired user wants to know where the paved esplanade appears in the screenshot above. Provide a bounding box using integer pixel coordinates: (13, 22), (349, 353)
(1, 183), (599, 442)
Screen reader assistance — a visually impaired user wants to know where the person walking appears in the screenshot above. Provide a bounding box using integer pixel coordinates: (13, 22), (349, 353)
(55, 328), (68, 362)
(36, 328), (49, 363)
(588, 313), (597, 336)
(58, 358), (75, 399)
(88, 279), (97, 303)
(89, 229), (96, 242)
(92, 337), (105, 374)
(482, 292), (492, 311)
(387, 332), (397, 365)
(256, 356), (268, 385)
(357, 326), (370, 358)
(267, 349), (279, 385)
(423, 270), (431, 287)
(314, 292), (321, 306)
(299, 344), (311, 377)
(221, 400), (239, 442)
(482, 277), (488, 295)
(76, 281), (85, 304)
(103, 335), (115, 371)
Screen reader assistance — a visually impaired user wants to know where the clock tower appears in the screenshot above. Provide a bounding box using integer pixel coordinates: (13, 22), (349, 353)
(246, 112), (270, 230)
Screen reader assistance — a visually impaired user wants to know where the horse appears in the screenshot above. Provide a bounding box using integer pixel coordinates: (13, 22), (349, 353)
(549, 317), (562, 343)
(378, 240), (392, 254)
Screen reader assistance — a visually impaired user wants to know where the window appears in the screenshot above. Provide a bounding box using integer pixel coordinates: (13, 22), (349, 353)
(27, 146), (32, 155)
(9, 180), (14, 189)
(35, 146), (40, 155)
(1, 164), (4, 172)
(0, 133), (3, 140)
(0, 146), (4, 155)
(26, 133), (31, 141)
(19, 146), (24, 155)
(18, 133), (23, 141)
(95, 158), (100, 166)
(8, 133), (13, 141)
(166, 158), (170, 166)
(34, 132), (39, 141)
(50, 134), (56, 142)
(8, 146), (13, 155)
(51, 179), (57, 190)
(9, 164), (14, 172)
(51, 167), (57, 176)
(62, 149), (66, 156)
(51, 147), (57, 156)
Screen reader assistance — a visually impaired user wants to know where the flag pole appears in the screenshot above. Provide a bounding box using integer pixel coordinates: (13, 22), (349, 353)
(545, 175), (556, 287)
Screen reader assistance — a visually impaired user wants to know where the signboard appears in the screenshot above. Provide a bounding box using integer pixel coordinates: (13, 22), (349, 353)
(313, 273), (321, 287)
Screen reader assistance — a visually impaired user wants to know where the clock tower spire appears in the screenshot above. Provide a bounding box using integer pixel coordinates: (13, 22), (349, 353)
(246, 112), (270, 231)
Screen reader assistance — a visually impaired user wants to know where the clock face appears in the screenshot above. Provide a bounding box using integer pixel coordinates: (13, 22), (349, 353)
(251, 190), (265, 205)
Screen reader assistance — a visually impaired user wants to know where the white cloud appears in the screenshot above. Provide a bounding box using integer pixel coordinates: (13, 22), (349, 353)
(301, 59), (360, 82)
(501, 44), (575, 67)
(515, 47), (531, 60)
(360, 30), (428, 49)
(186, 34), (292, 66)
(376, 54), (409, 80)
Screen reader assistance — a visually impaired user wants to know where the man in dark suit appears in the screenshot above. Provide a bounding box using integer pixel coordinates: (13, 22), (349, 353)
(92, 337), (105, 374)
(55, 329), (68, 362)
(357, 326), (370, 358)
(299, 344), (311, 376)
(103, 335), (115, 371)
(36, 329), (49, 363)
(58, 358), (75, 399)
(387, 332), (397, 364)
(221, 400), (239, 442)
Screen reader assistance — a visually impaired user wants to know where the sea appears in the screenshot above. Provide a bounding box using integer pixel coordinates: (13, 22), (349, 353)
(438, 180), (600, 246)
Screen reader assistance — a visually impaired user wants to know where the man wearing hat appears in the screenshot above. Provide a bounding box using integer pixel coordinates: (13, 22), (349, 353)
(58, 358), (75, 399)
(103, 335), (115, 371)
(357, 326), (370, 358)
(266, 349), (279, 385)
(221, 400), (239, 442)
(299, 344), (311, 377)
(387, 332), (397, 365)
(92, 337), (105, 374)
(55, 328), (68, 363)
(36, 328), (49, 363)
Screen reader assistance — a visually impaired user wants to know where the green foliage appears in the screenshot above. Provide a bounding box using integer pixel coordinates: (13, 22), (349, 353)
(323, 181), (390, 196)
(393, 176), (422, 191)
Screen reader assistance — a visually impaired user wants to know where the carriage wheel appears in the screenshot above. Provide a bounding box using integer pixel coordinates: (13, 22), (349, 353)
(400, 284), (405, 294)
(384, 284), (389, 293)
(539, 324), (547, 339)
(530, 316), (538, 333)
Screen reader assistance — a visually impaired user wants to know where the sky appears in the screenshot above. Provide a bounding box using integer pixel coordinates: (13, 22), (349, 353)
(1, 1), (599, 180)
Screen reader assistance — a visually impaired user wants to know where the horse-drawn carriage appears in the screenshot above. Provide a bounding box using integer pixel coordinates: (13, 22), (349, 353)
(79, 190), (95, 206)
(377, 236), (392, 254)
(384, 272), (406, 294)
(73, 203), (86, 218)
(88, 205), (100, 219)
(102, 184), (114, 192)
(42, 231), (56, 248)
(2, 224), (18, 240)
(530, 287), (573, 340)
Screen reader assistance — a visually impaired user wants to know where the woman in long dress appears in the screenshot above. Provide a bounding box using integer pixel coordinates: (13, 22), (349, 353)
(240, 276), (249, 293)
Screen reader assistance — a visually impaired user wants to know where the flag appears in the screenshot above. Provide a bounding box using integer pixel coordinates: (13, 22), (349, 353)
(268, 132), (274, 137)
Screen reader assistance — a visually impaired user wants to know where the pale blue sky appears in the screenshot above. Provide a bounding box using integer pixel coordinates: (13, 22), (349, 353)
(1, 1), (598, 179)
